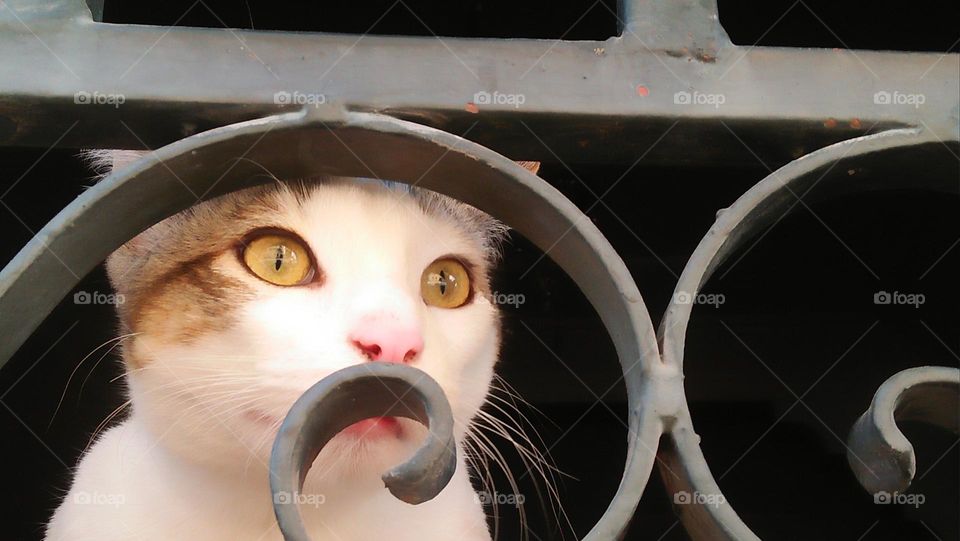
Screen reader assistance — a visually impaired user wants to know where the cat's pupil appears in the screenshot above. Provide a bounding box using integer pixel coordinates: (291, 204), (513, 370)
(274, 246), (284, 271)
(438, 270), (446, 295)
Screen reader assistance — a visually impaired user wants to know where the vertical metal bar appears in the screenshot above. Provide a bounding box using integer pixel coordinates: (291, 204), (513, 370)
(618, 0), (730, 53)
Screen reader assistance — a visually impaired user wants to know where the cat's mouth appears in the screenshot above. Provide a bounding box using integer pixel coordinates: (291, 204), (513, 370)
(242, 409), (402, 439)
(342, 416), (402, 439)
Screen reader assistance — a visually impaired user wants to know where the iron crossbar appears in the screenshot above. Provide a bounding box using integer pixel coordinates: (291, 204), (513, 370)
(0, 0), (957, 166)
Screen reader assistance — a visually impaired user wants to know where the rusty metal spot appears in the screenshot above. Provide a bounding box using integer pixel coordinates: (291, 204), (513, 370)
(694, 49), (717, 63)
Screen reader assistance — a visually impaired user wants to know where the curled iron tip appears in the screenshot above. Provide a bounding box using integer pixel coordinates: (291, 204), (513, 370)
(269, 363), (457, 541)
(847, 366), (959, 496)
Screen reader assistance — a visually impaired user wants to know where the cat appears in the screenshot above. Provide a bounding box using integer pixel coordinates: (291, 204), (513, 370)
(45, 150), (543, 541)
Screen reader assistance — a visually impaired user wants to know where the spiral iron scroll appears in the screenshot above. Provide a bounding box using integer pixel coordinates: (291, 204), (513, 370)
(270, 363), (458, 541)
(0, 107), (957, 539)
(847, 366), (959, 496)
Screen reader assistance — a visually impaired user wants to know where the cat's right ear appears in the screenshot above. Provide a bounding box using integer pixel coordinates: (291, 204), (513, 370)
(82, 149), (150, 179)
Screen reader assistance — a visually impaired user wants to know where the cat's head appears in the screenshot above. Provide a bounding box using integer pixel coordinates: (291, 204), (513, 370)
(90, 150), (528, 479)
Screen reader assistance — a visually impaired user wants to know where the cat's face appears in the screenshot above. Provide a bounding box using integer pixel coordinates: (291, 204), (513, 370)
(106, 178), (506, 477)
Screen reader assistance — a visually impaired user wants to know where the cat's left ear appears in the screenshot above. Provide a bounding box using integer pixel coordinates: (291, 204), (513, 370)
(515, 161), (541, 175)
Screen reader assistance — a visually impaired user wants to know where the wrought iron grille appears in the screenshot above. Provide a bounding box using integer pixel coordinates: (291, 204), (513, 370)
(0, 0), (957, 539)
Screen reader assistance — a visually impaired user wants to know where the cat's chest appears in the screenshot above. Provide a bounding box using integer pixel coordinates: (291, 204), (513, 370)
(62, 419), (490, 540)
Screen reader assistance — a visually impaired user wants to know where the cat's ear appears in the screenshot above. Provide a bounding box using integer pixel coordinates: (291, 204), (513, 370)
(82, 149), (150, 178)
(515, 161), (541, 175)
(82, 149), (160, 293)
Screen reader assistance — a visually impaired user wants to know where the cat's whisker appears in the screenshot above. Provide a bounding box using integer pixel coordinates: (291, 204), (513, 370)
(127, 379), (262, 406)
(144, 384), (263, 419)
(485, 383), (575, 519)
(491, 374), (562, 431)
(114, 363), (264, 385)
(89, 384), (260, 451)
(473, 415), (547, 541)
(76, 335), (134, 403)
(482, 401), (577, 535)
(86, 399), (134, 452)
(304, 432), (369, 484)
(246, 412), (287, 474)
(459, 425), (501, 540)
(87, 382), (255, 449)
(484, 404), (562, 490)
(92, 375), (278, 448)
(49, 332), (141, 430)
(167, 388), (265, 417)
(469, 388), (578, 541)
(464, 418), (530, 540)
(475, 412), (557, 481)
(473, 411), (575, 539)
(477, 401), (569, 481)
(153, 390), (270, 454)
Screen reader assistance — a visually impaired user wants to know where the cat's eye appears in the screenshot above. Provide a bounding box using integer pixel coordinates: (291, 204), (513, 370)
(421, 258), (472, 308)
(242, 233), (314, 286)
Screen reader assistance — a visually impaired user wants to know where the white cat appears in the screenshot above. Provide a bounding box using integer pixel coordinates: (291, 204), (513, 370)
(45, 151), (541, 540)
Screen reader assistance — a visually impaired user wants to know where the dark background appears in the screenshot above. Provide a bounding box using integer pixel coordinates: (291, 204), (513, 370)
(1, 1), (958, 540)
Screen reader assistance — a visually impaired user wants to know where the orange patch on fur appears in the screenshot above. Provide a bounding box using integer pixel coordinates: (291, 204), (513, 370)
(125, 254), (252, 367)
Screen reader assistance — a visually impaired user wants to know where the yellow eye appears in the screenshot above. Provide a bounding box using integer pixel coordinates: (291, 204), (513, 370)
(421, 258), (471, 308)
(242, 233), (313, 286)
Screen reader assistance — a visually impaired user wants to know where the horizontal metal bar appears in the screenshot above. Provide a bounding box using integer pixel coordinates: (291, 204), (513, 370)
(0, 6), (956, 165)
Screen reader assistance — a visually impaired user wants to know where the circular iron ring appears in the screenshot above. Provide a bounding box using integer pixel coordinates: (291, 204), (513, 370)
(0, 106), (664, 540)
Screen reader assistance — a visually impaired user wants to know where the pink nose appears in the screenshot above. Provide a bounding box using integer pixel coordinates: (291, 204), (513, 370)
(349, 316), (423, 364)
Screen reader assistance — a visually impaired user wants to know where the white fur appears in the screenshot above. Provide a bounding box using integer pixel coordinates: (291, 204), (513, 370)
(47, 184), (500, 540)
